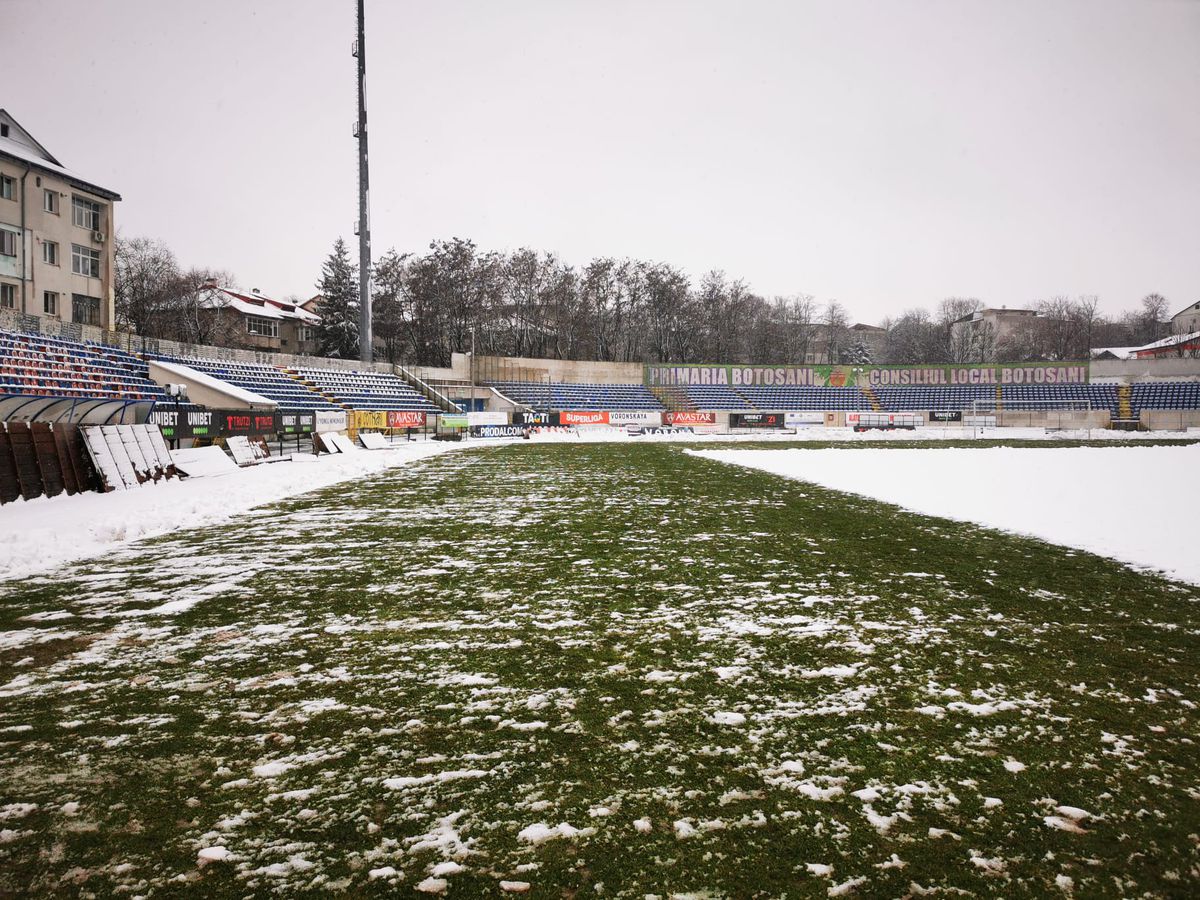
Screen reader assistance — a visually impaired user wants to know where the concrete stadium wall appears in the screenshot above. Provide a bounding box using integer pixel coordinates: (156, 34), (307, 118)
(1140, 410), (1200, 431)
(455, 353), (645, 385)
(1090, 357), (1200, 383)
(994, 410), (1110, 429)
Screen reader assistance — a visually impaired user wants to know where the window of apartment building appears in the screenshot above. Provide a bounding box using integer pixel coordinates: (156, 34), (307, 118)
(298, 325), (316, 342)
(0, 283), (15, 309)
(43, 291), (58, 316)
(42, 240), (58, 265)
(0, 175), (14, 201)
(246, 315), (279, 338)
(0, 229), (17, 258)
(44, 189), (59, 214)
(72, 195), (102, 230)
(71, 243), (100, 277)
(72, 293), (101, 326)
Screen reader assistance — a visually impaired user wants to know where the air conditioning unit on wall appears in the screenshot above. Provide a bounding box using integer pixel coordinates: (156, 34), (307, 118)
(92, 231), (105, 243)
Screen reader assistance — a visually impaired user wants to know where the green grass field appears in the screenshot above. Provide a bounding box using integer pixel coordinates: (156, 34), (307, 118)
(1, 443), (1197, 897)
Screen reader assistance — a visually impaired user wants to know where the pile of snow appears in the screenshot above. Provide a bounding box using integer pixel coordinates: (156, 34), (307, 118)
(0, 440), (459, 582)
(693, 444), (1200, 583)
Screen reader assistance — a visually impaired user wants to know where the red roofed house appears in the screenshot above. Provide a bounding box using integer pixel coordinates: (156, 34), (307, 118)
(196, 284), (320, 354)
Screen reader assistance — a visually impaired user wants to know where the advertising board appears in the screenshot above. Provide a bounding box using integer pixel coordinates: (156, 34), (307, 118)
(470, 424), (528, 438)
(513, 411), (556, 426)
(560, 410), (610, 426)
(467, 411), (509, 426)
(784, 412), (825, 427)
(278, 411), (315, 434)
(315, 410), (348, 432)
(663, 411), (718, 426)
(607, 410), (662, 426)
(730, 412), (784, 429)
(352, 410), (389, 431)
(387, 411), (427, 428)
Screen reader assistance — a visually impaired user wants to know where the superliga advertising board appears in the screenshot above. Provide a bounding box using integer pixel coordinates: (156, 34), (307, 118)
(645, 363), (1089, 388)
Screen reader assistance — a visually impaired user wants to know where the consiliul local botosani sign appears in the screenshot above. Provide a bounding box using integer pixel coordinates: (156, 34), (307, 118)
(644, 362), (1089, 389)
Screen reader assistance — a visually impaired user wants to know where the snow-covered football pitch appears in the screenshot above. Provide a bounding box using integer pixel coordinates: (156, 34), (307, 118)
(1, 439), (1198, 897)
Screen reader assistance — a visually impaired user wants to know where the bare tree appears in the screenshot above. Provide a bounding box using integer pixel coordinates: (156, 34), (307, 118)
(822, 300), (849, 364)
(114, 236), (180, 338)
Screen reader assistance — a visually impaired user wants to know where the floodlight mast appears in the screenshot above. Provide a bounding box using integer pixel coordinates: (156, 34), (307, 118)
(355, 0), (372, 364)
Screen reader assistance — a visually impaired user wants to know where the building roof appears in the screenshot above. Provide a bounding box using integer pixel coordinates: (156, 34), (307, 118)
(1171, 300), (1200, 320)
(199, 287), (320, 324)
(1090, 346), (1139, 360)
(1131, 330), (1200, 357)
(0, 109), (121, 201)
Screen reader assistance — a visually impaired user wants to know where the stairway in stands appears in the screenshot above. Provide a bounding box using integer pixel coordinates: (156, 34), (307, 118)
(1117, 383), (1133, 420)
(283, 369), (349, 410)
(994, 384), (1004, 411)
(861, 385), (882, 411)
(650, 384), (697, 411)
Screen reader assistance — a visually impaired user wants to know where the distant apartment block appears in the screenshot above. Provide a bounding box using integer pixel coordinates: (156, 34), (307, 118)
(0, 109), (121, 331)
(950, 306), (1040, 355)
(1172, 300), (1200, 336)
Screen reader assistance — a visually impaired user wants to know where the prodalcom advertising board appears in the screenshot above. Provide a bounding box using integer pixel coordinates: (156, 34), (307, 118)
(470, 424), (528, 438)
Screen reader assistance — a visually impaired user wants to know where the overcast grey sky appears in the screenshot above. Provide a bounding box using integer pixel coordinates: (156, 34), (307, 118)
(7, 0), (1198, 321)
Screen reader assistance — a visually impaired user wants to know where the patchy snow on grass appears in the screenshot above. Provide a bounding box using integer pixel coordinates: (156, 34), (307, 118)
(1, 442), (1196, 897)
(0, 440), (461, 582)
(692, 445), (1200, 583)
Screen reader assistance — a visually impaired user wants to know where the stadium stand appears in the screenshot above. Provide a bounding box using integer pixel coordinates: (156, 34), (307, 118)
(1130, 382), (1200, 416)
(675, 385), (754, 410)
(1, 330), (166, 401)
(290, 368), (442, 412)
(738, 386), (867, 410)
(486, 381), (664, 410)
(875, 386), (996, 412)
(148, 353), (340, 410)
(1000, 384), (1119, 414)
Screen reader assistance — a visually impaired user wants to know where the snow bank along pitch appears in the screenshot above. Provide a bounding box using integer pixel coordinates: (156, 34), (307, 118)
(0, 440), (460, 582)
(693, 444), (1200, 583)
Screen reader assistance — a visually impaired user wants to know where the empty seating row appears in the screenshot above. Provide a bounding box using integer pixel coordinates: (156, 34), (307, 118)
(488, 381), (664, 411)
(292, 368), (441, 412)
(739, 387), (867, 410)
(1130, 382), (1200, 414)
(1, 330), (167, 402)
(875, 386), (996, 412)
(149, 354), (342, 410)
(1000, 385), (1119, 413)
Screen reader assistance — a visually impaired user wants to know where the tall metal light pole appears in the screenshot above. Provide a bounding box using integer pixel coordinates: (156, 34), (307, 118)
(354, 0), (372, 364)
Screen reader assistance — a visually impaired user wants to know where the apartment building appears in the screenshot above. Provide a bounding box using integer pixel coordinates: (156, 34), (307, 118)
(949, 306), (1041, 359)
(0, 109), (121, 331)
